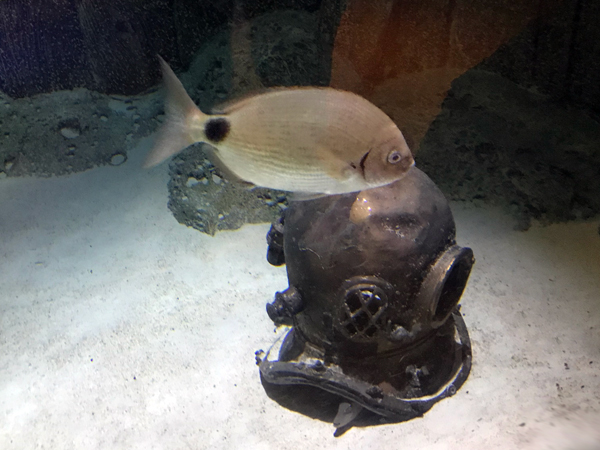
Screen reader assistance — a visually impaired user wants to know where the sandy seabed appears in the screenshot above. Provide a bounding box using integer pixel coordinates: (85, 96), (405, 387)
(1, 138), (599, 450)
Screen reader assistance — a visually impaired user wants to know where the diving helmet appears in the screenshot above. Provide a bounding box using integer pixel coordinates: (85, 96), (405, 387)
(257, 168), (474, 436)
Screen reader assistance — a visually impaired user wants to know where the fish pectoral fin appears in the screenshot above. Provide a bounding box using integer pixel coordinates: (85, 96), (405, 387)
(316, 150), (361, 182)
(203, 144), (254, 188)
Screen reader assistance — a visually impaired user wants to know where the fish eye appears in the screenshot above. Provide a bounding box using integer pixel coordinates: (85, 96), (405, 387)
(387, 150), (403, 164)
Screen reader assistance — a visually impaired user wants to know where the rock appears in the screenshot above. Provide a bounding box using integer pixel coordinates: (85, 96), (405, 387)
(250, 10), (330, 88)
(109, 153), (127, 166)
(417, 70), (600, 225)
(172, 0), (233, 67)
(108, 98), (137, 116)
(0, 88), (162, 176)
(414, 0), (600, 225)
(186, 177), (201, 188)
(168, 146), (287, 235)
(479, 0), (600, 110)
(60, 127), (80, 139)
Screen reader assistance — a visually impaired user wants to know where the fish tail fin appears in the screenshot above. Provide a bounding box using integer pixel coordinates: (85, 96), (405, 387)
(143, 55), (208, 168)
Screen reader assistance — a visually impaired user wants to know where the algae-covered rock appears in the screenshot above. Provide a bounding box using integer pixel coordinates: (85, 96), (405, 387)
(167, 146), (287, 235)
(0, 88), (162, 176)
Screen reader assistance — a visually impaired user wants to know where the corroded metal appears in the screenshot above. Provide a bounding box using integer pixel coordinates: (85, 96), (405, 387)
(258, 168), (475, 435)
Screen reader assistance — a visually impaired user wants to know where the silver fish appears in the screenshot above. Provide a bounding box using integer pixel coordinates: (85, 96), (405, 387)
(144, 56), (415, 195)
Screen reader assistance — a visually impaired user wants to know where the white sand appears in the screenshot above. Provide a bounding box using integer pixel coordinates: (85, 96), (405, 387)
(1, 138), (599, 449)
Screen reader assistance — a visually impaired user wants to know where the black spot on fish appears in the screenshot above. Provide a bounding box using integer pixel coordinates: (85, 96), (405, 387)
(205, 118), (230, 143)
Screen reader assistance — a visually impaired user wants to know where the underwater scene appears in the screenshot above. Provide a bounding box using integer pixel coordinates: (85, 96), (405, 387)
(0, 0), (599, 448)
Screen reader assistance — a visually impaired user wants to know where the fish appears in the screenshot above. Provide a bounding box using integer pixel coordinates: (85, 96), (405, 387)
(143, 56), (415, 196)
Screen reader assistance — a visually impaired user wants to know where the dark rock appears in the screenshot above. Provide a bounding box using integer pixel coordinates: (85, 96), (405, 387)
(480, 0), (600, 110)
(416, 0), (600, 225)
(251, 10), (330, 87)
(172, 0), (234, 68)
(418, 70), (600, 226)
(238, 0), (323, 18)
(172, 0), (325, 67)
